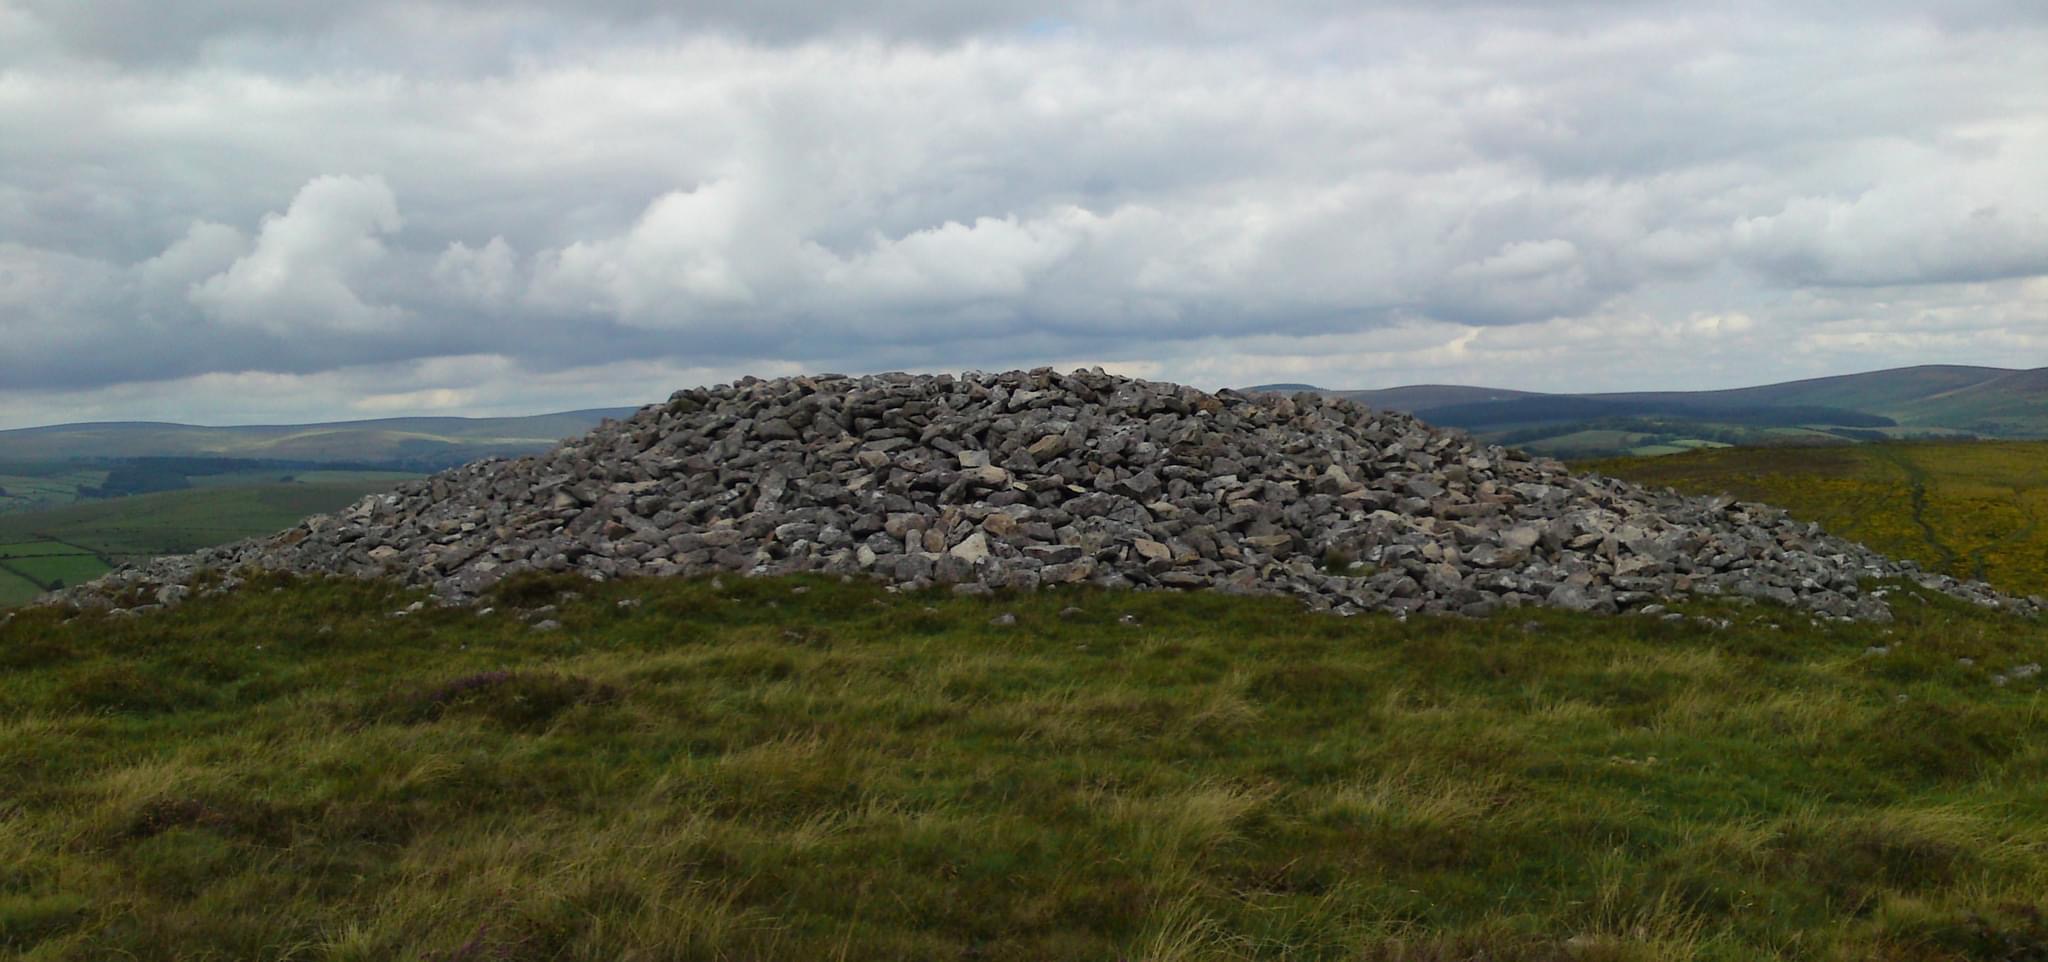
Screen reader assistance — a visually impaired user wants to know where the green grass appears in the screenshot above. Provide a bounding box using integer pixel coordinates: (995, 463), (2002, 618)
(3, 572), (2046, 959)
(0, 568), (40, 606)
(2, 555), (111, 591)
(0, 543), (106, 602)
(1586, 441), (2048, 597)
(0, 468), (108, 515)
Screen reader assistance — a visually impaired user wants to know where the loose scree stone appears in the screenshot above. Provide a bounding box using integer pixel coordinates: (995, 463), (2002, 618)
(46, 369), (2033, 621)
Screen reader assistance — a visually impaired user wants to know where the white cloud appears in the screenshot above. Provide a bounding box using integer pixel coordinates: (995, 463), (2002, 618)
(826, 211), (1089, 304)
(530, 180), (764, 323)
(352, 387), (477, 413)
(189, 175), (404, 333)
(433, 236), (518, 306)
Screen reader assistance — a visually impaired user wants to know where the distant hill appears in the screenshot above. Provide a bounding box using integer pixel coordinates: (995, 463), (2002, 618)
(1242, 382), (1325, 393)
(0, 408), (638, 465)
(1255, 365), (2048, 457)
(0, 407), (638, 517)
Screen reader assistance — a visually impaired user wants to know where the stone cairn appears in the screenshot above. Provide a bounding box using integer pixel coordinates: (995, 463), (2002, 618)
(43, 369), (2035, 621)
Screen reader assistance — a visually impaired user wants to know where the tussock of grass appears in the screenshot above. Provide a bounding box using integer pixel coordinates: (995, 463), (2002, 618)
(1, 573), (2046, 959)
(362, 670), (621, 731)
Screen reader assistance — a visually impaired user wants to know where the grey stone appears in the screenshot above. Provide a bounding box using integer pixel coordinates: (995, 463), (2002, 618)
(949, 532), (991, 563)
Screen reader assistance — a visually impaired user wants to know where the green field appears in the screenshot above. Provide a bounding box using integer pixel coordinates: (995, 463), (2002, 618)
(0, 408), (628, 464)
(1509, 424), (1845, 460)
(182, 469), (419, 489)
(0, 478), (410, 606)
(0, 542), (94, 557)
(2, 555), (112, 591)
(0, 480), (406, 564)
(0, 542), (105, 606)
(0, 458), (419, 518)
(2, 573), (2046, 959)
(1518, 428), (1653, 454)
(1586, 440), (2048, 598)
(0, 466), (109, 514)
(0, 569), (41, 606)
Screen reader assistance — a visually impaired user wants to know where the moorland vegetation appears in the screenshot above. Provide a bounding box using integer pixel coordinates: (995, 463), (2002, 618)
(1, 573), (2045, 960)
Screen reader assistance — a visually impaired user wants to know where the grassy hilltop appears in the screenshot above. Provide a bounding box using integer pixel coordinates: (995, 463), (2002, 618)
(2, 572), (2046, 960)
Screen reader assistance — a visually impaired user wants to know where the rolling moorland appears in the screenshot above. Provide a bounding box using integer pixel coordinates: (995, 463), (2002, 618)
(1260, 364), (2048, 458)
(0, 410), (635, 465)
(0, 409), (635, 599)
(0, 409), (629, 516)
(1, 384), (2045, 958)
(0, 478), (411, 607)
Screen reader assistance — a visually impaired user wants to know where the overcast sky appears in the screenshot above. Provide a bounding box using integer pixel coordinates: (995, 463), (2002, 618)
(1, 0), (2044, 427)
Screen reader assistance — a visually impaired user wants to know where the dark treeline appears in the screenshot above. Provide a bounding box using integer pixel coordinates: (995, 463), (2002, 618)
(78, 456), (415, 499)
(1492, 418), (1770, 448)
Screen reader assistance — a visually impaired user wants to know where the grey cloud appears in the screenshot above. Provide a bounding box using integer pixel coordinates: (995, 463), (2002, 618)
(21, 0), (2048, 68)
(0, 0), (2043, 423)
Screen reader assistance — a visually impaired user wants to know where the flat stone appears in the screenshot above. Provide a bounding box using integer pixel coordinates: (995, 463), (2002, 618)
(1027, 434), (1069, 459)
(1133, 538), (1173, 564)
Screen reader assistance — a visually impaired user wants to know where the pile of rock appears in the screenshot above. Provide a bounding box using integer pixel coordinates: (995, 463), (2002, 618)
(47, 369), (2033, 621)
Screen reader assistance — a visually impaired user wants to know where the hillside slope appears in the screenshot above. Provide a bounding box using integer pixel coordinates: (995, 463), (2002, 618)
(0, 478), (414, 606)
(1267, 365), (2048, 456)
(1603, 364), (2016, 414)
(0, 409), (636, 464)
